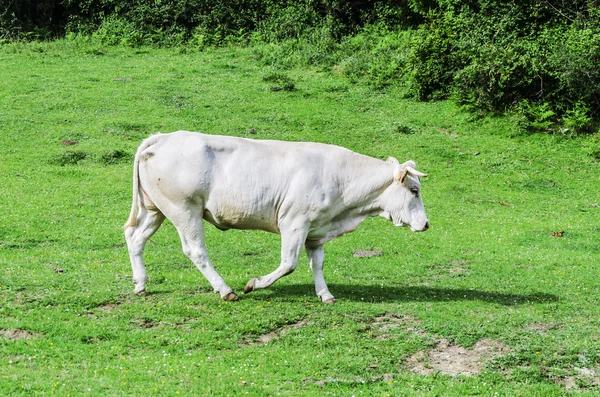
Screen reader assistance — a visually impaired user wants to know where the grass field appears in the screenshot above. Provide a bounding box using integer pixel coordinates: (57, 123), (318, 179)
(1, 41), (600, 396)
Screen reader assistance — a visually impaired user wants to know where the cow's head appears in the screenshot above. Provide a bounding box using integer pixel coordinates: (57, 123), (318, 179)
(379, 158), (429, 232)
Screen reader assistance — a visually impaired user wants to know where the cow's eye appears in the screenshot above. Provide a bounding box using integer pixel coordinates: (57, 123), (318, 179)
(410, 187), (419, 196)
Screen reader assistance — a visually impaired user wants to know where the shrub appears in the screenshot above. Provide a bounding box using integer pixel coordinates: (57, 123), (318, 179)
(562, 104), (592, 135)
(4, 0), (600, 130)
(405, 11), (465, 100)
(403, 1), (600, 129)
(335, 27), (412, 88)
(514, 101), (556, 133)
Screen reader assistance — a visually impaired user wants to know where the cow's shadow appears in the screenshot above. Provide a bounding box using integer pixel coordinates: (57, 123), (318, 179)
(253, 283), (558, 305)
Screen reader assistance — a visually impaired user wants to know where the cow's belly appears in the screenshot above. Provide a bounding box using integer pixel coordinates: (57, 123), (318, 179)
(202, 204), (280, 233)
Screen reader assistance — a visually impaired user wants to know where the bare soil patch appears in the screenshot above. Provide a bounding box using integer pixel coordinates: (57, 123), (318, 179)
(406, 338), (510, 376)
(353, 250), (383, 258)
(562, 366), (600, 390)
(98, 303), (117, 312)
(429, 259), (471, 277)
(372, 313), (426, 340)
(0, 329), (39, 340)
(305, 373), (393, 387)
(248, 319), (309, 345)
(525, 322), (562, 334)
(133, 318), (156, 329)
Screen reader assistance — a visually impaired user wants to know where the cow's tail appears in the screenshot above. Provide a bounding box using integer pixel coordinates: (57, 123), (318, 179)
(123, 133), (164, 229)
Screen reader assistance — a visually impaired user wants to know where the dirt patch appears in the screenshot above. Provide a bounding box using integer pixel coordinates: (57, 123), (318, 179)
(525, 322), (562, 334)
(304, 376), (367, 387)
(305, 373), (393, 387)
(447, 267), (469, 275)
(406, 338), (510, 376)
(132, 318), (156, 329)
(98, 303), (117, 312)
(562, 367), (600, 390)
(429, 259), (471, 277)
(372, 313), (426, 340)
(0, 329), (39, 340)
(248, 319), (309, 345)
(353, 250), (383, 258)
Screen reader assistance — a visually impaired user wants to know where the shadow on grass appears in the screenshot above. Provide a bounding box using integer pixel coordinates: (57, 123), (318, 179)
(257, 283), (558, 306)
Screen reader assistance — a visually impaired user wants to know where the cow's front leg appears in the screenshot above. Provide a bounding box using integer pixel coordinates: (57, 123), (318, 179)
(244, 222), (309, 293)
(306, 244), (335, 304)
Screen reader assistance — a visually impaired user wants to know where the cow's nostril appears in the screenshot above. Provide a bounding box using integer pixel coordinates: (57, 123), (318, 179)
(424, 221), (430, 231)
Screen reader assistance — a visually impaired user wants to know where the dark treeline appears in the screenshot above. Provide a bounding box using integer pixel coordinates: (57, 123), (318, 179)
(2, 0), (600, 131)
(1, 1), (422, 40)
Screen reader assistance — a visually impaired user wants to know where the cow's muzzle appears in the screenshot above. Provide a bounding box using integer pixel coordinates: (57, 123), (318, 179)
(411, 221), (429, 232)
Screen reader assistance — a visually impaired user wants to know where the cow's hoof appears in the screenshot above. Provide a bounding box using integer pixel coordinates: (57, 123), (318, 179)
(134, 289), (147, 296)
(244, 279), (256, 294)
(222, 292), (239, 301)
(323, 297), (336, 304)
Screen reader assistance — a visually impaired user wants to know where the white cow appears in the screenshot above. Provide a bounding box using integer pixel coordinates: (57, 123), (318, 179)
(124, 131), (429, 303)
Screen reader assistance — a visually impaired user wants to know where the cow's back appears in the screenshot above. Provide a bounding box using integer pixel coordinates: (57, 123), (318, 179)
(138, 131), (352, 232)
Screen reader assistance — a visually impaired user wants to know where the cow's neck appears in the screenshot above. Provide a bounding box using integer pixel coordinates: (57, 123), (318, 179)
(339, 153), (394, 214)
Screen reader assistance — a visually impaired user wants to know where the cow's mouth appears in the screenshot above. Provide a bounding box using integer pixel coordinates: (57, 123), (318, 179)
(410, 221), (430, 232)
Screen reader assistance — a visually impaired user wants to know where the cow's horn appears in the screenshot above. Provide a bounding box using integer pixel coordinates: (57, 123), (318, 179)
(406, 166), (427, 178)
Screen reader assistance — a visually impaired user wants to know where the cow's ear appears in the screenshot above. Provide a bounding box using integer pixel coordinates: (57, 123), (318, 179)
(387, 157), (399, 164)
(394, 164), (408, 183)
(396, 161), (427, 183)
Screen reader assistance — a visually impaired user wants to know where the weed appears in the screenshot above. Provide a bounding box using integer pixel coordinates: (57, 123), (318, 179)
(49, 150), (87, 166)
(99, 149), (131, 165)
(262, 72), (296, 91)
(393, 123), (417, 135)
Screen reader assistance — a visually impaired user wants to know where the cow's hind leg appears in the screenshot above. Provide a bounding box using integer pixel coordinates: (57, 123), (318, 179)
(244, 222), (309, 293)
(172, 213), (238, 301)
(125, 207), (165, 295)
(306, 244), (336, 304)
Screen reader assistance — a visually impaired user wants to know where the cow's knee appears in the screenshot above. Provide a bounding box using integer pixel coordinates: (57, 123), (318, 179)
(281, 263), (297, 276)
(181, 244), (192, 258)
(244, 262), (297, 293)
(124, 226), (135, 242)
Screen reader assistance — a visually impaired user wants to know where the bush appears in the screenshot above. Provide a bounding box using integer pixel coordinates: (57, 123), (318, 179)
(4, 0), (600, 131)
(405, 11), (465, 100)
(335, 27), (412, 88)
(402, 1), (600, 131)
(547, 26), (600, 120)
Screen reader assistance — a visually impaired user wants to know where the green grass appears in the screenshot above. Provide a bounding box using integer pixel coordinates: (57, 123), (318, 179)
(1, 41), (599, 396)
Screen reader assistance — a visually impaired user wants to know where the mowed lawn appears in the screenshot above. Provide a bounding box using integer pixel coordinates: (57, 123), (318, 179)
(0, 42), (599, 396)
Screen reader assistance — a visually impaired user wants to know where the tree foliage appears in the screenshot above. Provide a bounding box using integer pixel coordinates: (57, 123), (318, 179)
(2, 0), (600, 130)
